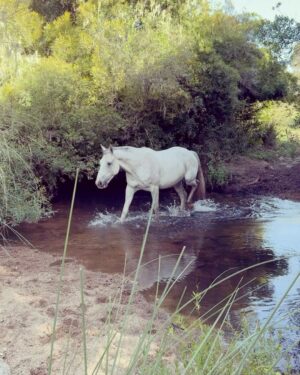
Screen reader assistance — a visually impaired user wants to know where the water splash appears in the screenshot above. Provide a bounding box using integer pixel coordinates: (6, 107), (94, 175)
(90, 203), (195, 227)
(193, 199), (220, 212)
(89, 197), (300, 227)
(89, 210), (150, 227)
(89, 211), (120, 227)
(163, 203), (190, 217)
(163, 199), (221, 216)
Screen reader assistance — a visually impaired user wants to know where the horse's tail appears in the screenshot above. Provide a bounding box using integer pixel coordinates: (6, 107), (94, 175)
(193, 151), (206, 200)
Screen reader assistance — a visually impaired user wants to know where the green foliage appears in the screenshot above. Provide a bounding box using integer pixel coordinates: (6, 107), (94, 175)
(0, 0), (42, 49)
(0, 131), (48, 226)
(175, 320), (282, 375)
(207, 159), (230, 190)
(256, 101), (300, 147)
(0, 56), (125, 188)
(257, 101), (300, 131)
(0, 0), (299, 223)
(255, 15), (300, 64)
(243, 101), (300, 160)
(291, 43), (300, 73)
(0, 0), (42, 85)
(254, 55), (296, 100)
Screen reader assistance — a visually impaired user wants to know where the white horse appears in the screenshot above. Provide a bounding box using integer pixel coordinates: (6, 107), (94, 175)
(95, 145), (205, 222)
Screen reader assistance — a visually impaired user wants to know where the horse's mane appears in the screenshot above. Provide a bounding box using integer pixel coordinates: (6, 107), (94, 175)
(113, 146), (151, 151)
(112, 146), (138, 161)
(113, 146), (132, 151)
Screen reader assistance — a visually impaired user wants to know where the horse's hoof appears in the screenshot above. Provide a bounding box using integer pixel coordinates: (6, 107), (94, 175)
(153, 213), (160, 221)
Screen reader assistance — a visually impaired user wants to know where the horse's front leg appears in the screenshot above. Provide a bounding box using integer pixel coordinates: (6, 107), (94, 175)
(120, 185), (136, 223)
(150, 186), (160, 218)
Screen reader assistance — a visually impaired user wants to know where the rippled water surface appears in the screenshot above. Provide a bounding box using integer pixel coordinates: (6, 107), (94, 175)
(15, 193), (300, 369)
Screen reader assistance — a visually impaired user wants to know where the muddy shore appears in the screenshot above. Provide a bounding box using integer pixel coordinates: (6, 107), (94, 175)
(224, 155), (300, 199)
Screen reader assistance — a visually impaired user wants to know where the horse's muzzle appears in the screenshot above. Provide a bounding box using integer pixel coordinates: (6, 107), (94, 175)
(95, 181), (108, 189)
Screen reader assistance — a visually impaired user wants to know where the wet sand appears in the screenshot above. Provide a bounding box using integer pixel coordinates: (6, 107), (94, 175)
(0, 246), (168, 374)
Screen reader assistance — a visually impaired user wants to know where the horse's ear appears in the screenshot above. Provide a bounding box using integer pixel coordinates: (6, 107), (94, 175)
(109, 145), (114, 154)
(101, 145), (106, 153)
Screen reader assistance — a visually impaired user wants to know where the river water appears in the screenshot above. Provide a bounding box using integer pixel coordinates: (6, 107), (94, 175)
(15, 192), (300, 370)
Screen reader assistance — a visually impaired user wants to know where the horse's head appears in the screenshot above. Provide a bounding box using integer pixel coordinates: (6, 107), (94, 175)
(95, 145), (120, 189)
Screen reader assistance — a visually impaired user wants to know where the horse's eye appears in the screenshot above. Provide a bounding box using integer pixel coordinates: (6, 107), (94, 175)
(107, 162), (112, 166)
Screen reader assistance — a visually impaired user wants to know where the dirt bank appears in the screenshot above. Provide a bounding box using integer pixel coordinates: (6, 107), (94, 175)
(224, 155), (300, 199)
(0, 247), (168, 375)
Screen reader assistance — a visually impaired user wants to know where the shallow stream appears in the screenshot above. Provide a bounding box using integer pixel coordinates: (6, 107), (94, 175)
(16, 192), (300, 370)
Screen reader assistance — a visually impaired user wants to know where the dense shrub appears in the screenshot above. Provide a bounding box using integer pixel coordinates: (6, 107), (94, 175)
(0, 131), (48, 225)
(0, 0), (299, 224)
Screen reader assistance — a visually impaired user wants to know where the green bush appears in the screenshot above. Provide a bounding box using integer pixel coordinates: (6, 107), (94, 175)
(256, 101), (300, 150)
(0, 0), (299, 222)
(0, 132), (48, 226)
(207, 159), (230, 189)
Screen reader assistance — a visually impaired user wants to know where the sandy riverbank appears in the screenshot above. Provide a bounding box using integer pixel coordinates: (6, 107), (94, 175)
(0, 246), (168, 374)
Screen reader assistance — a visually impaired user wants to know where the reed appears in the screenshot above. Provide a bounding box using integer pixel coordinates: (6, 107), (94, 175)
(48, 168), (79, 375)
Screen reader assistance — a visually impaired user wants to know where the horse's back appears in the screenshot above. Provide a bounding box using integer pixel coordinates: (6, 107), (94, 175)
(153, 147), (198, 188)
(156, 146), (197, 166)
(128, 146), (193, 160)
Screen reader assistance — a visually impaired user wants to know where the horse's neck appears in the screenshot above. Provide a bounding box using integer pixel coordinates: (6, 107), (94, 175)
(114, 148), (139, 174)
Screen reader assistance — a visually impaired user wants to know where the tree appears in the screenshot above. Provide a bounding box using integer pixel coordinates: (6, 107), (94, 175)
(0, 0), (42, 83)
(255, 15), (300, 63)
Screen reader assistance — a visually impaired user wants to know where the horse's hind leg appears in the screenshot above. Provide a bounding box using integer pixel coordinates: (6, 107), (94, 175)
(174, 182), (187, 210)
(186, 180), (197, 204)
(185, 163), (199, 203)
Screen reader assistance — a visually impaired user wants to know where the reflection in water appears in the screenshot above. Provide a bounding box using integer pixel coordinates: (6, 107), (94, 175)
(109, 212), (201, 285)
(12, 196), (300, 370)
(146, 219), (289, 322)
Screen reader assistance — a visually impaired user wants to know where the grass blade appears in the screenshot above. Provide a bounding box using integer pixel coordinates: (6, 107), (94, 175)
(80, 267), (88, 375)
(47, 168), (79, 375)
(234, 270), (300, 375)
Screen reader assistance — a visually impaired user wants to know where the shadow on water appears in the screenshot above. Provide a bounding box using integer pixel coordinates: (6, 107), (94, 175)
(10, 186), (300, 370)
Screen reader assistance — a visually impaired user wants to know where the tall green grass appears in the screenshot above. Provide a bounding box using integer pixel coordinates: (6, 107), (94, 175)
(48, 174), (299, 375)
(0, 131), (48, 226)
